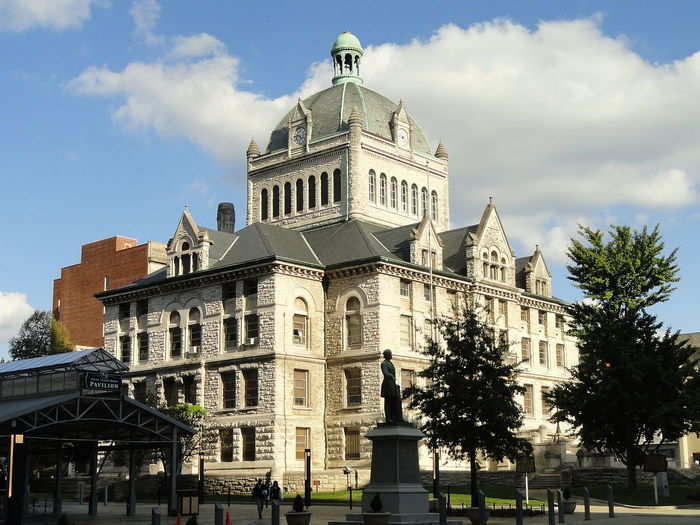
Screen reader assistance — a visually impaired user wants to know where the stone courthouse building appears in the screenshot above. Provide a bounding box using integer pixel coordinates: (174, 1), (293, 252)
(97, 32), (577, 487)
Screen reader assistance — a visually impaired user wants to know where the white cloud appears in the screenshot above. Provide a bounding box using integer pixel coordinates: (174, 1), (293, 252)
(130, 0), (162, 45)
(0, 292), (34, 348)
(0, 0), (101, 31)
(70, 17), (700, 262)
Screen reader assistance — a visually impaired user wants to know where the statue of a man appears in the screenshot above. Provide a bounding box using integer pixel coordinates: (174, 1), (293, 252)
(380, 349), (404, 424)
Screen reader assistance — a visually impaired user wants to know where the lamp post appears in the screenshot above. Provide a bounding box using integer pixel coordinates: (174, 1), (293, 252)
(198, 451), (205, 505)
(304, 449), (311, 509)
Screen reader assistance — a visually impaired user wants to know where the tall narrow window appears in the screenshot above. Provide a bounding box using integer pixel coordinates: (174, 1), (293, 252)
(345, 297), (362, 348)
(345, 368), (361, 406)
(400, 279), (411, 298)
(390, 177), (398, 209)
(411, 184), (418, 215)
(379, 174), (387, 206)
(293, 298), (308, 346)
(284, 181), (292, 215)
(333, 169), (341, 202)
(261, 188), (269, 220)
(539, 341), (549, 367)
(400, 315), (412, 349)
(344, 428), (360, 459)
(273, 185), (280, 218)
(294, 369), (308, 407)
(296, 179), (304, 212)
(421, 187), (428, 217)
(521, 337), (531, 362)
(556, 344), (565, 367)
(192, 252), (199, 272)
(521, 307), (530, 324)
(138, 332), (149, 362)
(183, 375), (196, 404)
(133, 382), (147, 402)
(222, 372), (236, 409)
(321, 172), (329, 206)
(188, 308), (201, 351)
(243, 368), (258, 407)
(541, 386), (551, 414)
(181, 242), (191, 275)
(224, 317), (238, 351)
(241, 427), (256, 461)
(296, 427), (310, 460)
(523, 384), (534, 416)
(401, 181), (408, 212)
(220, 428), (234, 462)
(245, 314), (259, 342)
(120, 335), (131, 364)
(369, 170), (376, 202)
(539, 310), (547, 326)
(169, 311), (182, 359)
(308, 176), (316, 209)
(431, 191), (438, 221)
(555, 315), (565, 330)
(164, 378), (178, 407)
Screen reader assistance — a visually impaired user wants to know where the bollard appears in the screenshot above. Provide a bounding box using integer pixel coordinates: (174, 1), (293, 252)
(515, 489), (524, 525)
(547, 490), (556, 525)
(438, 492), (447, 525)
(557, 490), (565, 523)
(215, 503), (224, 525)
(478, 490), (487, 525)
(447, 485), (451, 511)
(272, 499), (280, 525)
(583, 487), (591, 521)
(607, 484), (615, 518)
(227, 486), (231, 507)
(349, 486), (353, 510)
(151, 507), (161, 525)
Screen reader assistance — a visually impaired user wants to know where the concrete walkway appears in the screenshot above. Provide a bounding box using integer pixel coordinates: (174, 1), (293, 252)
(21, 502), (700, 525)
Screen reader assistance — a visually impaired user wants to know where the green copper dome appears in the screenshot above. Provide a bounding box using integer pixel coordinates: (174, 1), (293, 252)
(332, 32), (363, 52)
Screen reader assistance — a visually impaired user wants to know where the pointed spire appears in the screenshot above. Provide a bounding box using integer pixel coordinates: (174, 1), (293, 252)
(247, 138), (260, 158)
(348, 107), (362, 129)
(435, 142), (448, 160)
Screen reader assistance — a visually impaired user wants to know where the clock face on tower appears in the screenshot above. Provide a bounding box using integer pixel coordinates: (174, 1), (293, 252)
(397, 127), (409, 148)
(293, 126), (306, 146)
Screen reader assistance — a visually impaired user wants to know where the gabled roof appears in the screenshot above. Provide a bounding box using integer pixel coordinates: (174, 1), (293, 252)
(0, 348), (128, 377)
(439, 225), (478, 274)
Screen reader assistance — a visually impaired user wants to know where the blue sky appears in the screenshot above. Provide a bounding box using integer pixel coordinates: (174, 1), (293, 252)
(1, 1), (699, 357)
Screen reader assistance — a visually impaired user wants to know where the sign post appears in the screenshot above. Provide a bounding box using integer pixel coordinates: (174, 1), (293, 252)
(517, 455), (536, 504)
(644, 454), (668, 505)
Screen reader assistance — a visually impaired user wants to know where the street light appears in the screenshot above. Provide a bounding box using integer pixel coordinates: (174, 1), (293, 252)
(198, 450), (205, 505)
(304, 449), (311, 509)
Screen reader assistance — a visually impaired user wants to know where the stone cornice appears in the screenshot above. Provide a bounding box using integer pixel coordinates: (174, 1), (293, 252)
(362, 143), (447, 177)
(249, 144), (347, 178)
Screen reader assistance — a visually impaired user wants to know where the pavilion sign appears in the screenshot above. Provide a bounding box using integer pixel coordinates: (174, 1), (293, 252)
(83, 373), (121, 391)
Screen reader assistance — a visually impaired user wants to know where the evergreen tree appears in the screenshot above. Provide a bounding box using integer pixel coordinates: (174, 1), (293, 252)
(50, 319), (74, 353)
(406, 299), (531, 504)
(549, 225), (698, 488)
(9, 310), (51, 360)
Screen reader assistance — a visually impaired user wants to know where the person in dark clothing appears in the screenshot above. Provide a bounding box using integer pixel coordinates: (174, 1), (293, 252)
(270, 480), (282, 503)
(252, 479), (265, 519)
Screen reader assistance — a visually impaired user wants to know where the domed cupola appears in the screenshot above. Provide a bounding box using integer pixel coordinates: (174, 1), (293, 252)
(331, 32), (364, 86)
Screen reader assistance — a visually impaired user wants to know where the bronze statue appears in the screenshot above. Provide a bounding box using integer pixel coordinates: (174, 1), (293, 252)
(380, 349), (404, 424)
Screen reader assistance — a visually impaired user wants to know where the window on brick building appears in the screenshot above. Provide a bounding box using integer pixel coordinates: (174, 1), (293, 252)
(245, 314), (259, 343)
(448, 291), (458, 313)
(345, 368), (361, 406)
(499, 299), (507, 319)
(555, 315), (565, 330)
(221, 372), (236, 409)
(293, 298), (308, 346)
(556, 344), (565, 367)
(411, 184), (418, 216)
(400, 279), (411, 298)
(294, 369), (308, 407)
(431, 191), (438, 221)
(260, 189), (268, 221)
(163, 378), (178, 407)
(138, 332), (149, 362)
(379, 174), (387, 206)
(188, 308), (201, 351)
(137, 299), (148, 318)
(284, 182), (292, 215)
(273, 185), (280, 218)
(296, 427), (310, 460)
(401, 181), (408, 212)
(390, 177), (397, 209)
(222, 282), (236, 301)
(400, 315), (413, 349)
(133, 382), (147, 403)
(538, 310), (546, 326)
(183, 375), (197, 404)
(120, 335), (131, 364)
(224, 317), (238, 351)
(296, 179), (304, 212)
(241, 427), (256, 461)
(539, 341), (549, 367)
(220, 428), (234, 462)
(119, 303), (130, 319)
(541, 386), (551, 414)
(345, 428), (361, 460)
(333, 169), (342, 203)
(421, 187), (428, 218)
(345, 297), (362, 349)
(321, 172), (329, 206)
(169, 311), (182, 359)
(523, 384), (534, 416)
(243, 369), (258, 407)
(423, 283), (431, 302)
(521, 306), (530, 324)
(368, 170), (376, 203)
(308, 176), (316, 209)
(400, 369), (415, 394)
(521, 338), (531, 362)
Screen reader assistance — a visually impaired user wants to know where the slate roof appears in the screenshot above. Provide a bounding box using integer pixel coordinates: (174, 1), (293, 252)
(266, 83), (432, 155)
(439, 225), (477, 274)
(0, 348), (128, 377)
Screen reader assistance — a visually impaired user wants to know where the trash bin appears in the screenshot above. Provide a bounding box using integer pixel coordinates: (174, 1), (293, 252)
(177, 489), (199, 516)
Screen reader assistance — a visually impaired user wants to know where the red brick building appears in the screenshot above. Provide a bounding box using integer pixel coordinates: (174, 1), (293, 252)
(53, 236), (167, 348)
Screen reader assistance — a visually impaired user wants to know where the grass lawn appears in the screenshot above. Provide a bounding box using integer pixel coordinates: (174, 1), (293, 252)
(571, 485), (700, 507)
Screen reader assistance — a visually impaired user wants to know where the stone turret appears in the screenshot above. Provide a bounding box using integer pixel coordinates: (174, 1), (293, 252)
(331, 32), (364, 86)
(247, 139), (260, 158)
(435, 142), (448, 160)
(217, 202), (235, 233)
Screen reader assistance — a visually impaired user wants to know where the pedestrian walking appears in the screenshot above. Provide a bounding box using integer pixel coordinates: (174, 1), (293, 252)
(253, 479), (265, 519)
(270, 480), (283, 503)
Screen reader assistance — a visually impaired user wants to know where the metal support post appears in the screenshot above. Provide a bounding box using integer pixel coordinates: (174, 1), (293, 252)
(215, 503), (224, 525)
(348, 486), (353, 509)
(515, 489), (524, 525)
(583, 487), (591, 520)
(168, 428), (178, 516)
(547, 490), (556, 525)
(151, 507), (161, 525)
(88, 443), (98, 516)
(557, 489), (565, 523)
(478, 490), (487, 525)
(54, 443), (63, 515)
(438, 492), (446, 525)
(607, 484), (615, 518)
(304, 448), (311, 509)
(653, 475), (658, 505)
(127, 447), (137, 516)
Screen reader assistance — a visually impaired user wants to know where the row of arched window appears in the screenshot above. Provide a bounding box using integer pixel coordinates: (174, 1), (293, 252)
(368, 170), (438, 221)
(173, 241), (199, 276)
(483, 250), (508, 283)
(260, 170), (342, 221)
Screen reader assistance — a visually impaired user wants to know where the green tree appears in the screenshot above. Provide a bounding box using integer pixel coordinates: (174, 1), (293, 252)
(50, 319), (74, 353)
(406, 300), (532, 504)
(549, 225), (698, 488)
(9, 311), (74, 360)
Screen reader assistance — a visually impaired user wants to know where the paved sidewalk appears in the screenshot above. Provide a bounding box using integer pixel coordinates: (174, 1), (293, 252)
(20, 502), (700, 525)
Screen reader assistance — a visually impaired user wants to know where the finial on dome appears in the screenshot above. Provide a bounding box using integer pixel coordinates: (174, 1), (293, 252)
(435, 142), (448, 160)
(489, 196), (494, 205)
(247, 138), (260, 158)
(331, 32), (364, 86)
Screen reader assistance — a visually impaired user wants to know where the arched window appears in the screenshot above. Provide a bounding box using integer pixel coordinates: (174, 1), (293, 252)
(188, 307), (202, 352)
(308, 176), (316, 209)
(379, 174), (387, 206)
(284, 181), (292, 215)
(431, 191), (438, 221)
(421, 187), (428, 218)
(483, 262), (489, 277)
(491, 251), (498, 262)
(169, 311), (182, 359)
(333, 169), (341, 202)
(344, 53), (352, 73)
(192, 252), (198, 272)
(401, 181), (408, 212)
(369, 170), (376, 202)
(296, 179), (304, 212)
(390, 177), (398, 209)
(500, 267), (506, 282)
(261, 188), (269, 221)
(273, 185), (280, 218)
(182, 253), (191, 275)
(293, 298), (308, 346)
(411, 184), (418, 215)
(174, 256), (180, 276)
(345, 297), (362, 348)
(321, 172), (329, 206)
